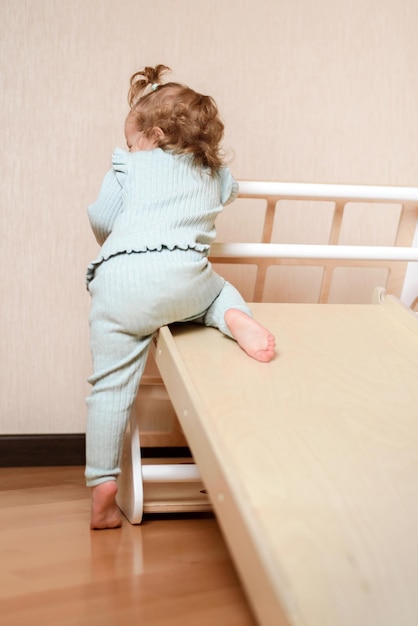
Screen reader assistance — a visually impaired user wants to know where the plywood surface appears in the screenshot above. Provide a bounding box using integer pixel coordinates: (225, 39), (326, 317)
(154, 299), (418, 626)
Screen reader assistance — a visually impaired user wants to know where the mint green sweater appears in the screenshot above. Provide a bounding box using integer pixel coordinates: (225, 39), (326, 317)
(86, 148), (238, 285)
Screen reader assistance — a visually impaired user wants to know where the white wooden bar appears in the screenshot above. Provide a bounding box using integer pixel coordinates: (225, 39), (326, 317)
(237, 180), (418, 202)
(153, 294), (418, 626)
(140, 464), (201, 482)
(211, 242), (418, 261)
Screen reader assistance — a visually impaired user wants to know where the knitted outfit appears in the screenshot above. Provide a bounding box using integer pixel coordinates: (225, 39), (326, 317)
(85, 147), (251, 486)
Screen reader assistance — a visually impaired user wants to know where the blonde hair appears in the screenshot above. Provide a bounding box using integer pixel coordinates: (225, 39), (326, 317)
(128, 65), (226, 172)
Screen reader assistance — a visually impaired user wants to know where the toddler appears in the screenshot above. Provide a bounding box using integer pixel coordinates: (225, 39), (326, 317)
(86, 64), (275, 529)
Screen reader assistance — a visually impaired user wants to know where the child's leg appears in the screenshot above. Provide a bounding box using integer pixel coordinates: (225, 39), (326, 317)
(86, 255), (160, 529)
(86, 323), (153, 529)
(203, 281), (276, 362)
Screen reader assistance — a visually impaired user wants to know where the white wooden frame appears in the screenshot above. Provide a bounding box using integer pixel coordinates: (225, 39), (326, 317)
(211, 180), (418, 304)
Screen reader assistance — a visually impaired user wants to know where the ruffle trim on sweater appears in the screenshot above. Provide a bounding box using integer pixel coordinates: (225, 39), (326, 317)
(86, 242), (210, 289)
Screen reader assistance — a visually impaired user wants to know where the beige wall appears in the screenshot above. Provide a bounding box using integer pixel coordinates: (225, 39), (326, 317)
(1, 0), (417, 434)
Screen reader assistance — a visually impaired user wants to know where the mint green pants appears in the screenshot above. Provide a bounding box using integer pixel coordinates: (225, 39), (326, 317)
(85, 248), (251, 486)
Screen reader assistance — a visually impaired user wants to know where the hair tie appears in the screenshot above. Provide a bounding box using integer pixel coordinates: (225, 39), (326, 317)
(151, 83), (159, 91)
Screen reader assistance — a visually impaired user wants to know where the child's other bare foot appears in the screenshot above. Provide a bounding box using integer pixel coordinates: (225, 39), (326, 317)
(90, 481), (122, 530)
(224, 309), (276, 362)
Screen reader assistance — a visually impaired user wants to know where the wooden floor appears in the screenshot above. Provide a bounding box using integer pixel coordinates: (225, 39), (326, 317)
(0, 466), (256, 626)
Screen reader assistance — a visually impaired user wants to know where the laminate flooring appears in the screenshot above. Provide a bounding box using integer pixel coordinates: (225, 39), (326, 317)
(0, 466), (256, 625)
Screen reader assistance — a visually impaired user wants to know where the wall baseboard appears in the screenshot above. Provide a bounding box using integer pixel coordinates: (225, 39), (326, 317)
(0, 434), (86, 467)
(0, 435), (192, 468)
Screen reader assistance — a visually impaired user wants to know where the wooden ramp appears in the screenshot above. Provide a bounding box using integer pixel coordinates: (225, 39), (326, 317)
(151, 294), (418, 626)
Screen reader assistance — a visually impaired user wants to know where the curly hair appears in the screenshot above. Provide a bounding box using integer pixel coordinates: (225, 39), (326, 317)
(127, 65), (226, 173)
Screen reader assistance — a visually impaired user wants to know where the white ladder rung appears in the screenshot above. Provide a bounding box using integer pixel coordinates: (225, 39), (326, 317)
(142, 463), (201, 483)
(210, 242), (418, 262)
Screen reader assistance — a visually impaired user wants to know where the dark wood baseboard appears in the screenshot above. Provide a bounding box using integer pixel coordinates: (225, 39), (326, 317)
(0, 435), (191, 467)
(0, 434), (86, 467)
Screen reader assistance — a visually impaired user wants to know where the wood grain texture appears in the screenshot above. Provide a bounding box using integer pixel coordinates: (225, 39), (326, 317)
(0, 466), (256, 626)
(154, 299), (418, 626)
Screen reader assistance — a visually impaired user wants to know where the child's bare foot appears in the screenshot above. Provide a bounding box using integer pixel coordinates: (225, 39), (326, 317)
(224, 309), (276, 362)
(90, 481), (122, 530)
